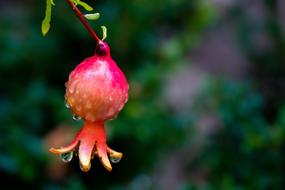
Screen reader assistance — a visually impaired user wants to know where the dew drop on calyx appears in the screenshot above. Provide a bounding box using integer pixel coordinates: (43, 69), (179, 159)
(60, 152), (73, 163)
(110, 156), (121, 163)
(73, 114), (81, 121)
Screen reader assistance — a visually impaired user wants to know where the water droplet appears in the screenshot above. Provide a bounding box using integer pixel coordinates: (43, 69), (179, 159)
(73, 114), (81, 121)
(110, 156), (121, 163)
(60, 152), (73, 163)
(69, 88), (74, 94)
(65, 101), (70, 108)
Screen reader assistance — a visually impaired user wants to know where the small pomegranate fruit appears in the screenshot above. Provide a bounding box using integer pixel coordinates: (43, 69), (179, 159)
(49, 40), (128, 172)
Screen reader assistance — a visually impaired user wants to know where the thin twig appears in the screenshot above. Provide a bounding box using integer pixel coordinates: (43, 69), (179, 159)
(66, 0), (100, 42)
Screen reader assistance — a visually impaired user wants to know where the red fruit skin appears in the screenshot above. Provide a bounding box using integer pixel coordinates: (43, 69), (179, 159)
(65, 41), (128, 122)
(50, 41), (128, 172)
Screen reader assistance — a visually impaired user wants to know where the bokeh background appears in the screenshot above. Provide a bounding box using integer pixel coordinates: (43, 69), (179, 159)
(1, 0), (285, 189)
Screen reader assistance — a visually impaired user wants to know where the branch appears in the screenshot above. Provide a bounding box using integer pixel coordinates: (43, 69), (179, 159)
(66, 0), (100, 42)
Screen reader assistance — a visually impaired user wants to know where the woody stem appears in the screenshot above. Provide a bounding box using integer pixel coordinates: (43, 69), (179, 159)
(66, 0), (100, 42)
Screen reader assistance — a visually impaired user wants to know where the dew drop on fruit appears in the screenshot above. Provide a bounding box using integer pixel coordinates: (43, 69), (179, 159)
(72, 114), (81, 121)
(65, 101), (70, 108)
(60, 152), (73, 162)
(110, 156), (121, 163)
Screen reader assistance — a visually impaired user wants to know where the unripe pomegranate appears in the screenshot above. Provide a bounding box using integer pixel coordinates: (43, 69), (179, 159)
(50, 40), (128, 172)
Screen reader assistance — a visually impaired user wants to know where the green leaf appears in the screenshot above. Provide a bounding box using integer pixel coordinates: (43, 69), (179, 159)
(72, 0), (93, 11)
(41, 0), (54, 36)
(101, 25), (107, 41)
(84, 13), (100, 20)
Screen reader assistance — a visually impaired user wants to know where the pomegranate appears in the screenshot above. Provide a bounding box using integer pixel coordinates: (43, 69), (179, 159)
(49, 40), (128, 172)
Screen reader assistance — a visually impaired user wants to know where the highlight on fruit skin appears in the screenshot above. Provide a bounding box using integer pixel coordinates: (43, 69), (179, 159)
(49, 40), (129, 172)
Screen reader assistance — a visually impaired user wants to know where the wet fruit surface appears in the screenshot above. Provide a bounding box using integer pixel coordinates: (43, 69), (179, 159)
(50, 41), (128, 172)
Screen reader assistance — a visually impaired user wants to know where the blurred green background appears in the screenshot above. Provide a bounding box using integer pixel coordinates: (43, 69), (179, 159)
(0, 0), (285, 189)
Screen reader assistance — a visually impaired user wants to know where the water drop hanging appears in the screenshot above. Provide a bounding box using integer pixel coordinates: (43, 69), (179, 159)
(72, 114), (81, 121)
(110, 156), (121, 163)
(60, 152), (73, 163)
(65, 101), (70, 108)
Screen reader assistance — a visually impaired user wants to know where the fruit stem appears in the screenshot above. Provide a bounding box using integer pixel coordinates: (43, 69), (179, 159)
(66, 0), (100, 42)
